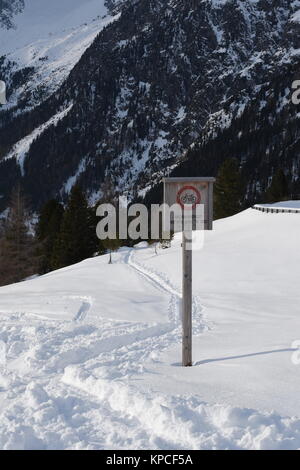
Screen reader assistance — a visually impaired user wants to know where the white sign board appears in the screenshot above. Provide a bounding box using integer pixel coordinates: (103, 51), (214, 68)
(163, 177), (215, 231)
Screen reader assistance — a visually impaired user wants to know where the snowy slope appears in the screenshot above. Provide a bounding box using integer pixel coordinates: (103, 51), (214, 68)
(0, 208), (300, 449)
(3, 103), (73, 175)
(0, 0), (118, 111)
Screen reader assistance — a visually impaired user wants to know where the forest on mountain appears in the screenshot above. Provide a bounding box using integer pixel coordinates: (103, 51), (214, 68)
(0, 0), (299, 214)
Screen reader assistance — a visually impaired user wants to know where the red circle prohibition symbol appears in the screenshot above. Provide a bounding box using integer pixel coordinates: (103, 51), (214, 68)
(176, 185), (201, 210)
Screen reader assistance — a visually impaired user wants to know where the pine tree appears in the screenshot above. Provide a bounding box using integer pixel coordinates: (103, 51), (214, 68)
(36, 199), (64, 273)
(51, 185), (96, 269)
(0, 186), (38, 286)
(265, 169), (289, 203)
(214, 158), (243, 220)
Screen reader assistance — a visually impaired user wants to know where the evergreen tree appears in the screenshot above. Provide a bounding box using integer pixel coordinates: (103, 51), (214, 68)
(214, 158), (243, 220)
(51, 185), (96, 269)
(0, 186), (38, 286)
(36, 199), (64, 273)
(265, 169), (289, 203)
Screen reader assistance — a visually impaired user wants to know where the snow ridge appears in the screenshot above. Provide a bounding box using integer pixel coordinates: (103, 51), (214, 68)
(4, 103), (73, 174)
(63, 364), (300, 450)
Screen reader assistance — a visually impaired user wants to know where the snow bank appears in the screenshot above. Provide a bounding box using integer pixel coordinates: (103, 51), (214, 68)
(62, 365), (300, 450)
(255, 200), (300, 210)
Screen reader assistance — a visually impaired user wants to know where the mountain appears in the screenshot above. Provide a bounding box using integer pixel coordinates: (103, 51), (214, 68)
(0, 1), (120, 114)
(0, 0), (300, 211)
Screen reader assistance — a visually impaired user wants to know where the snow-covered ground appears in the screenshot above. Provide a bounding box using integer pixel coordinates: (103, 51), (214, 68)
(255, 201), (300, 211)
(0, 208), (300, 449)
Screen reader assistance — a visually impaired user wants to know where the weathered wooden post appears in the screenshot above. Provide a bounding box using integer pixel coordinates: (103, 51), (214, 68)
(182, 229), (193, 366)
(163, 177), (215, 367)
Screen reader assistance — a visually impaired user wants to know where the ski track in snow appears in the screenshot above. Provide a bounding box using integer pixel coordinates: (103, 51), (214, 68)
(126, 248), (207, 337)
(126, 248), (181, 299)
(0, 247), (208, 449)
(0, 239), (300, 449)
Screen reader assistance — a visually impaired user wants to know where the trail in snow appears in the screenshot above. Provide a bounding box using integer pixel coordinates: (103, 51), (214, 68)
(0, 309), (173, 449)
(63, 365), (300, 451)
(1, 303), (300, 450)
(127, 247), (207, 337)
(0, 246), (209, 449)
(1, 208), (300, 449)
(1, 302), (294, 450)
(127, 249), (181, 298)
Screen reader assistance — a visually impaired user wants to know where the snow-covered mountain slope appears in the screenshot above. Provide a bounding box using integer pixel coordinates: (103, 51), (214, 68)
(0, 0), (300, 211)
(0, 208), (300, 449)
(0, 0), (118, 111)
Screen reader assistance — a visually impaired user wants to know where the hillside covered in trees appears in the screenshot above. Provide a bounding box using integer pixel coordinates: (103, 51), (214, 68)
(0, 0), (299, 213)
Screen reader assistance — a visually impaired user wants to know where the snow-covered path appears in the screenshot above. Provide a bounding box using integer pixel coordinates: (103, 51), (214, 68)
(0, 209), (300, 449)
(0, 247), (209, 450)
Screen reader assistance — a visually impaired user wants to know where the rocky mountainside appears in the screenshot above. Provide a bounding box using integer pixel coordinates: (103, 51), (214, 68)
(0, 0), (24, 29)
(0, 0), (300, 211)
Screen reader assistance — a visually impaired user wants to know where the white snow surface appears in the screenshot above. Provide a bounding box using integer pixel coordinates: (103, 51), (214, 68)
(0, 0), (117, 110)
(255, 200), (300, 210)
(0, 209), (300, 449)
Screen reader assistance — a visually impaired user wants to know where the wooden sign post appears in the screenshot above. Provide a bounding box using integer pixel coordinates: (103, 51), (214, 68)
(163, 177), (215, 367)
(182, 229), (193, 366)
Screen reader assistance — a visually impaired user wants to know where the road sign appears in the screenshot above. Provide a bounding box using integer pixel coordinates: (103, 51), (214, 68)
(163, 177), (215, 367)
(177, 185), (201, 209)
(163, 177), (215, 231)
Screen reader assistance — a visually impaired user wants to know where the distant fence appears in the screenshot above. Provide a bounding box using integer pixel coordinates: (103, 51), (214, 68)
(252, 205), (300, 214)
